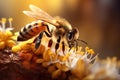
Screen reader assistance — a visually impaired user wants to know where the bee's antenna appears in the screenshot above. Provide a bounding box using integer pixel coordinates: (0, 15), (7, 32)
(77, 39), (88, 45)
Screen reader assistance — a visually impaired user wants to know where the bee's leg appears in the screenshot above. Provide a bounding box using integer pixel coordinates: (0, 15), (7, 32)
(48, 39), (53, 48)
(43, 24), (53, 48)
(62, 42), (65, 54)
(69, 42), (74, 51)
(35, 22), (52, 49)
(43, 23), (54, 48)
(35, 31), (52, 49)
(55, 36), (61, 53)
(33, 37), (37, 43)
(75, 40), (78, 51)
(35, 32), (44, 49)
(69, 45), (72, 51)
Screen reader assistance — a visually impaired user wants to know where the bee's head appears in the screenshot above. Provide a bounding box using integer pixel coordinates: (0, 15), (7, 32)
(67, 27), (88, 49)
(67, 27), (79, 41)
(67, 27), (79, 48)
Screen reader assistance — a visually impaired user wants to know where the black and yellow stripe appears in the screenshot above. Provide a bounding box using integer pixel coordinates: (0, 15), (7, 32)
(17, 21), (47, 41)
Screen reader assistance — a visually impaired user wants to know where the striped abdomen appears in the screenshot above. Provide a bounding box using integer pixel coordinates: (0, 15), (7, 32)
(17, 20), (46, 41)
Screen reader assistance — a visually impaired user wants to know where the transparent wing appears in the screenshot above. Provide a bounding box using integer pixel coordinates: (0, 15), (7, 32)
(29, 5), (54, 19)
(23, 4), (59, 26)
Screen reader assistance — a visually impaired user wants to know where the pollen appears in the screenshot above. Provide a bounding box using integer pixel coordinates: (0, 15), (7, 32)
(8, 18), (13, 28)
(79, 51), (85, 55)
(13, 37), (98, 79)
(85, 46), (89, 51)
(5, 30), (13, 37)
(62, 53), (69, 62)
(7, 40), (16, 48)
(1, 18), (7, 23)
(85, 46), (95, 54)
(87, 49), (95, 54)
(0, 18), (16, 50)
(8, 18), (13, 22)
(12, 45), (21, 52)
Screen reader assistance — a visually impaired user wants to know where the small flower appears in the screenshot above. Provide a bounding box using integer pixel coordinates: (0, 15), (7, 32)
(12, 33), (120, 80)
(0, 18), (16, 49)
(47, 46), (97, 70)
(0, 18), (14, 32)
(85, 57), (120, 80)
(14, 37), (98, 79)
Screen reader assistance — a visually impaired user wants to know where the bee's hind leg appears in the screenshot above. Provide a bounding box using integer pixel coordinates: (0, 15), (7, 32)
(35, 32), (44, 49)
(33, 37), (37, 43)
(35, 31), (52, 49)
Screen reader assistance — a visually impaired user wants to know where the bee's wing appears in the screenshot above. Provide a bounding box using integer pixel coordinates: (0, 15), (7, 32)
(23, 4), (59, 26)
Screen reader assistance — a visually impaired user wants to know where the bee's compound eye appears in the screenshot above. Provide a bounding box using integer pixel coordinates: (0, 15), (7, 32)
(68, 31), (73, 41)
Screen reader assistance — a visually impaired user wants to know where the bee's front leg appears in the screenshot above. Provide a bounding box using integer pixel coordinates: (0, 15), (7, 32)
(55, 36), (61, 53)
(62, 41), (65, 54)
(74, 40), (78, 51)
(68, 42), (74, 51)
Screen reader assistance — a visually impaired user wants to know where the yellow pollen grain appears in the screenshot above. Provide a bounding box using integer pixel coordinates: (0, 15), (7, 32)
(65, 52), (70, 56)
(72, 47), (76, 51)
(62, 57), (68, 62)
(11, 32), (19, 40)
(12, 46), (21, 53)
(62, 54), (69, 62)
(88, 49), (94, 54)
(80, 51), (85, 55)
(14, 32), (19, 36)
(62, 58), (67, 62)
(7, 40), (16, 48)
(48, 51), (56, 60)
(8, 18), (13, 22)
(5, 30), (13, 37)
(48, 51), (53, 55)
(1, 18), (6, 23)
(85, 46), (89, 51)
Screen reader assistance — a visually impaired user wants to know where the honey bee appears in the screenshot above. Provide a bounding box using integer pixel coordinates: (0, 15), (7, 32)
(17, 5), (87, 53)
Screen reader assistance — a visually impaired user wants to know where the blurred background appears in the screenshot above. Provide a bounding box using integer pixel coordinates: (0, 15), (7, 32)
(0, 0), (120, 59)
